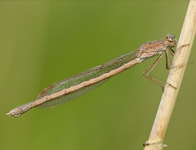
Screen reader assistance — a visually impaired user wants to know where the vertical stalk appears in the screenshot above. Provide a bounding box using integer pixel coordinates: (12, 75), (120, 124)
(144, 1), (196, 149)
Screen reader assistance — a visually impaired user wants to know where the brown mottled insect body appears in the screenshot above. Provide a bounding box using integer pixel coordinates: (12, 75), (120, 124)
(6, 34), (178, 118)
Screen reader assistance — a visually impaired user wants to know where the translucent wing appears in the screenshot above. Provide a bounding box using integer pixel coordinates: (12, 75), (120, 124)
(38, 50), (138, 108)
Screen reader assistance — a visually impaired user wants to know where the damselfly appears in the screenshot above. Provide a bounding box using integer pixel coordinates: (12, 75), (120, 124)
(6, 34), (178, 118)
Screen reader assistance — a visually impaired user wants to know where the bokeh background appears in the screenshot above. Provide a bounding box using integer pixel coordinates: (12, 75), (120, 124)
(1, 1), (195, 150)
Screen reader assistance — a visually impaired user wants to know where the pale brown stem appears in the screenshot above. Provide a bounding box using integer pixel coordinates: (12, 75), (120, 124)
(143, 1), (196, 149)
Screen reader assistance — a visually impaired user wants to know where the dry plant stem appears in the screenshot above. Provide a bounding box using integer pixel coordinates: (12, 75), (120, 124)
(144, 1), (196, 150)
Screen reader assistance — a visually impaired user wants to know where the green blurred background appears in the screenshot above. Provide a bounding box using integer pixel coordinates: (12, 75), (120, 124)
(1, 1), (195, 150)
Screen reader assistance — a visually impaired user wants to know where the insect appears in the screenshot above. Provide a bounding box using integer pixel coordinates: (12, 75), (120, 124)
(6, 34), (178, 118)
